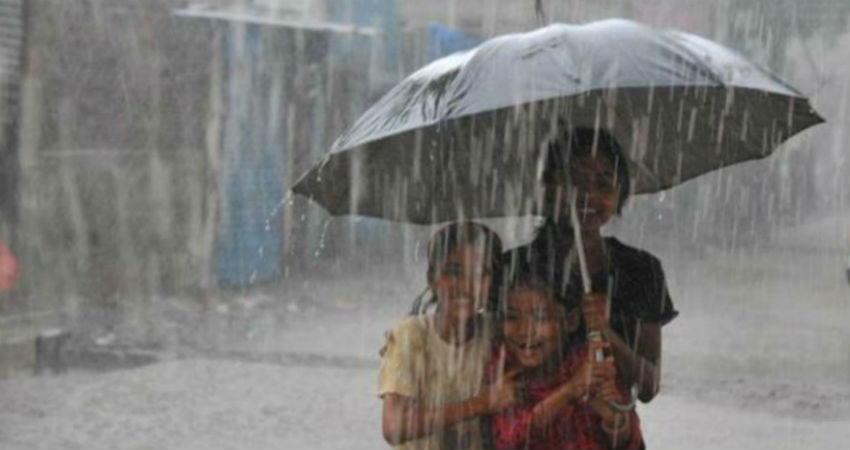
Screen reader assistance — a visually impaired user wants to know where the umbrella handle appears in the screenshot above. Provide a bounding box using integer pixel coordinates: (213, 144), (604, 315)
(587, 329), (636, 412)
(571, 192), (636, 412)
(605, 385), (638, 412)
(569, 190), (592, 295)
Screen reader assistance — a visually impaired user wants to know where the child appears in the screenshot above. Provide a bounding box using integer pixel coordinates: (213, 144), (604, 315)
(378, 222), (518, 450)
(487, 269), (643, 450)
(506, 127), (677, 405)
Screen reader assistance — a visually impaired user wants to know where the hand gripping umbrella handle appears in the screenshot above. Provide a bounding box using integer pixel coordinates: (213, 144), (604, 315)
(570, 192), (636, 412)
(606, 385), (638, 413)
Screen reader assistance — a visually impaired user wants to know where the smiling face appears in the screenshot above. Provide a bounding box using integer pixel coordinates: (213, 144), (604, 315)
(542, 152), (618, 230)
(503, 286), (573, 369)
(429, 245), (493, 323)
(541, 129), (628, 229)
(569, 152), (619, 231)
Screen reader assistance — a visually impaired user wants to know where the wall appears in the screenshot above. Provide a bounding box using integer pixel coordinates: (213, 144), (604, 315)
(3, 0), (218, 369)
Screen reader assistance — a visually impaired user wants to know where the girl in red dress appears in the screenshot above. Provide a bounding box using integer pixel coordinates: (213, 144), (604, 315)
(486, 271), (643, 450)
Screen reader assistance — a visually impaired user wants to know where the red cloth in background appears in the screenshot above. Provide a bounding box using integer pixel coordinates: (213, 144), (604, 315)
(0, 237), (18, 292)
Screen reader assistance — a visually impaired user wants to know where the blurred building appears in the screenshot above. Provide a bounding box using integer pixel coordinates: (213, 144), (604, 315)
(0, 0), (24, 228)
(0, 0), (221, 374)
(0, 0), (845, 375)
(174, 3), (388, 287)
(0, 0), (29, 374)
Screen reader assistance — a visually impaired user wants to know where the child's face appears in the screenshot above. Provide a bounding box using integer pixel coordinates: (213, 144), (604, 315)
(542, 151), (618, 229)
(429, 245), (492, 322)
(503, 287), (576, 369)
(569, 153), (618, 230)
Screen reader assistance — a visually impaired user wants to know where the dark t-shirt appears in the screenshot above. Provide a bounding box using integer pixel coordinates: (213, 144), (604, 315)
(502, 223), (678, 350)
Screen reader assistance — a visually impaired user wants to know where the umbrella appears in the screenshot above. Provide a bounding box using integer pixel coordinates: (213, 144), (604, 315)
(292, 18), (824, 413)
(292, 19), (822, 224)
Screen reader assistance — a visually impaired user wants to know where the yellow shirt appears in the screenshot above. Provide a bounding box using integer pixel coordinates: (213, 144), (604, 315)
(378, 315), (493, 450)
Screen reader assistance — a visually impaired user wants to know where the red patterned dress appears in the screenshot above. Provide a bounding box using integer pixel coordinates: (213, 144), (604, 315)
(486, 345), (644, 450)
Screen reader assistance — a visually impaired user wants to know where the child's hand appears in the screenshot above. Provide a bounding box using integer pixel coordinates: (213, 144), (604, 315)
(591, 356), (617, 391)
(484, 367), (523, 413)
(588, 348), (618, 400)
(581, 293), (610, 332)
(591, 384), (632, 447)
(568, 342), (613, 400)
(589, 361), (630, 428)
(590, 379), (625, 423)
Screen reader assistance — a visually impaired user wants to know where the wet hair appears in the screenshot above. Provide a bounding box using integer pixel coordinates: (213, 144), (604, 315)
(502, 259), (581, 314)
(409, 222), (503, 315)
(542, 127), (631, 214)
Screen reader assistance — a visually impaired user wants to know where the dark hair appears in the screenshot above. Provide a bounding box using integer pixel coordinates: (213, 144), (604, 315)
(501, 258), (581, 314)
(409, 222), (503, 315)
(542, 127), (631, 214)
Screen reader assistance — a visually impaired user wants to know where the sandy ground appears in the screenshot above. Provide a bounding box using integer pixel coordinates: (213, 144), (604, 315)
(0, 361), (382, 450)
(0, 216), (848, 449)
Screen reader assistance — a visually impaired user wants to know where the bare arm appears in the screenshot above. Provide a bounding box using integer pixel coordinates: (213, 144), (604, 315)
(381, 393), (489, 445)
(530, 342), (612, 430)
(604, 323), (661, 403)
(529, 377), (584, 429)
(591, 382), (639, 449)
(381, 369), (520, 445)
(583, 296), (662, 403)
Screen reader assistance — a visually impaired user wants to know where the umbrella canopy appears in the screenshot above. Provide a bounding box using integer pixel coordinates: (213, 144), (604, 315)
(292, 19), (823, 224)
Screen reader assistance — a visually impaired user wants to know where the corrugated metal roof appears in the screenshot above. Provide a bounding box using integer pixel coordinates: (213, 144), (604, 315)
(173, 5), (382, 36)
